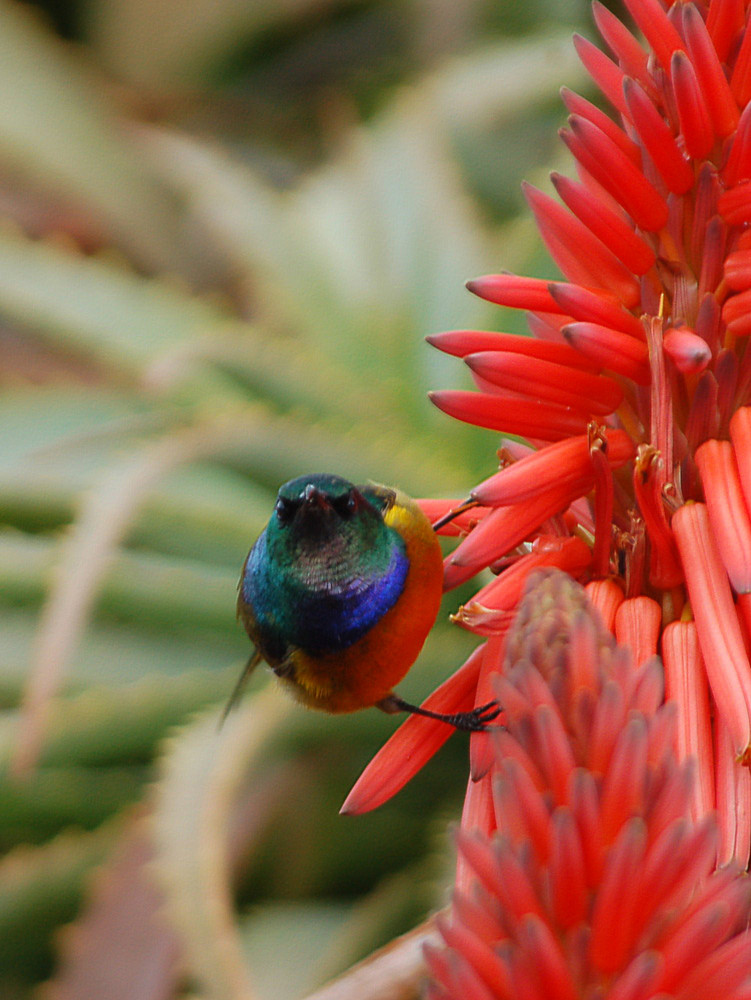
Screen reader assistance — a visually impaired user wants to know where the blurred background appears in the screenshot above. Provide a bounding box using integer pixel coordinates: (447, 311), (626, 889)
(0, 0), (595, 996)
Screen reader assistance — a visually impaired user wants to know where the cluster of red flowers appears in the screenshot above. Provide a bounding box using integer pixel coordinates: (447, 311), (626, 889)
(343, 0), (751, 992)
(426, 569), (751, 1000)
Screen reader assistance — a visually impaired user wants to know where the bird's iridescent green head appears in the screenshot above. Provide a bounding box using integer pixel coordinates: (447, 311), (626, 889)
(267, 473), (396, 566)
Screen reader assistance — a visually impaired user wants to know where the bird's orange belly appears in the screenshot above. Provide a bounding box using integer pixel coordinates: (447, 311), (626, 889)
(281, 506), (444, 713)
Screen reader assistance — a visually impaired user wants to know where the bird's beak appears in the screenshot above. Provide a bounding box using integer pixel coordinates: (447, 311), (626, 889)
(303, 484), (329, 510)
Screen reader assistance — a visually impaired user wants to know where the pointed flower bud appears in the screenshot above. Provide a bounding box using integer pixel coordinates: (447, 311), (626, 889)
(427, 571), (751, 1000)
(663, 326), (712, 373)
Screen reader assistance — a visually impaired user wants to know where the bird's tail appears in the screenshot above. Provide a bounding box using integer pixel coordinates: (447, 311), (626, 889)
(219, 649), (263, 726)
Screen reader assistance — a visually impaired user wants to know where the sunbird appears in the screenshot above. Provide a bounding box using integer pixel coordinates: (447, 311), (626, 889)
(229, 473), (499, 729)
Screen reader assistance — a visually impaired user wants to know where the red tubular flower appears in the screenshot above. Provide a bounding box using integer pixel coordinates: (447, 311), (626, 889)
(426, 571), (751, 1000)
(663, 326), (712, 372)
(470, 430), (633, 506)
(561, 115), (669, 231)
(429, 390), (590, 439)
(465, 349), (625, 415)
(715, 717), (751, 868)
(591, 1), (650, 87)
(560, 87), (642, 165)
(522, 181), (641, 305)
(561, 321), (651, 383)
(550, 171), (657, 274)
(346, 0), (751, 894)
(671, 49), (715, 160)
(673, 502), (751, 761)
(341, 644), (487, 815)
(452, 537), (592, 634)
(706, 0), (744, 65)
(426, 329), (598, 368)
(613, 595), (661, 666)
(662, 619), (714, 823)
(622, 77), (695, 194)
(574, 32), (631, 117)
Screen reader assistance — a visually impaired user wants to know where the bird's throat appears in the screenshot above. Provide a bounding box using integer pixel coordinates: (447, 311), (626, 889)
(244, 532), (410, 655)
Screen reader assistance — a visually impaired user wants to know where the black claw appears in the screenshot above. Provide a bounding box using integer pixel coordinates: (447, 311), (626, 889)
(444, 700), (503, 732)
(469, 700), (503, 728)
(378, 694), (502, 732)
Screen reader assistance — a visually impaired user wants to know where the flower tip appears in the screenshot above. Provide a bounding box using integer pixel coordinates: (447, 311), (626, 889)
(464, 272), (515, 303)
(341, 768), (398, 814)
(338, 792), (360, 816)
(663, 327), (712, 373)
(426, 332), (462, 354)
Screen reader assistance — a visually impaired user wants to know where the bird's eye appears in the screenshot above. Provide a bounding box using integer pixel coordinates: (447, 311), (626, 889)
(333, 490), (358, 519)
(275, 496), (297, 525)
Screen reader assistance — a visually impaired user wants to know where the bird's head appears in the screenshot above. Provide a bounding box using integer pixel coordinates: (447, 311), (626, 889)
(265, 473), (398, 566)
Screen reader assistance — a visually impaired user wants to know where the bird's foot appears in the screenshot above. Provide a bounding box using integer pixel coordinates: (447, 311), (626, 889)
(377, 694), (502, 732)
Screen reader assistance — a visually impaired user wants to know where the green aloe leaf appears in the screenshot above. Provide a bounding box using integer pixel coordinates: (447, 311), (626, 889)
(0, 822), (116, 981)
(40, 807), (180, 1000)
(0, 608), (242, 700)
(0, 668), (242, 770)
(0, 2), (189, 272)
(152, 688), (293, 1000)
(142, 122), (493, 406)
(86, 0), (333, 86)
(238, 901), (353, 1000)
(0, 388), (271, 558)
(0, 765), (145, 848)
(0, 531), (241, 635)
(12, 417), (258, 772)
(0, 225), (235, 393)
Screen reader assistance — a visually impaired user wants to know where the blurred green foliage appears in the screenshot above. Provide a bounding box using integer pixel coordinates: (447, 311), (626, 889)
(0, 0), (593, 996)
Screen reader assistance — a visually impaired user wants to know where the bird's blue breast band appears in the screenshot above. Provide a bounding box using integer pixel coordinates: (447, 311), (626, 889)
(242, 535), (410, 655)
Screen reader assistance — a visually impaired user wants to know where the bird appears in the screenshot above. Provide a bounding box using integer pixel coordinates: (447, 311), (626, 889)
(229, 473), (500, 730)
